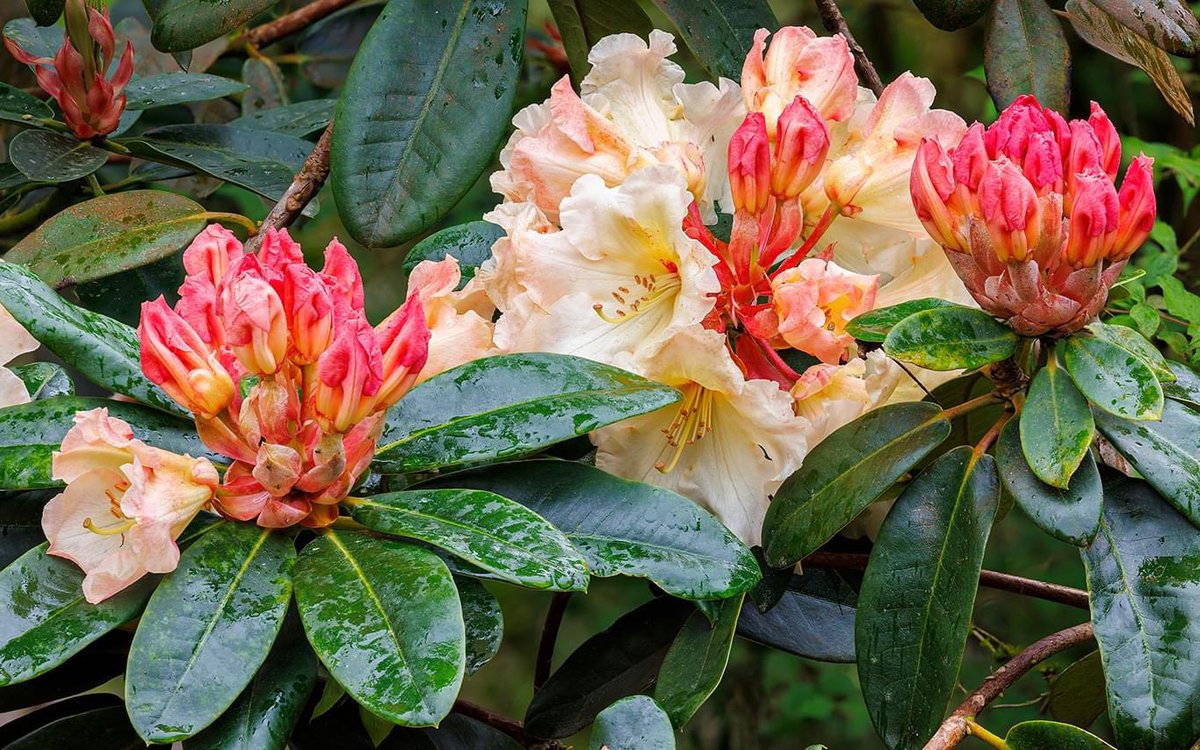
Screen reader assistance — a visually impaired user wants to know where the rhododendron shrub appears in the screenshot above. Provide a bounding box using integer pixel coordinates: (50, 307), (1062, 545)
(0, 2), (1198, 749)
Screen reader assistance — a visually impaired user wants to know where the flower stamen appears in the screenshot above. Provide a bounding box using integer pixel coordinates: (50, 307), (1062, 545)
(656, 383), (714, 473)
(593, 272), (682, 323)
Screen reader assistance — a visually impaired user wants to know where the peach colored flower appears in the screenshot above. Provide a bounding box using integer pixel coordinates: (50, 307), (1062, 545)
(43, 409), (218, 603)
(741, 26), (858, 135)
(0, 304), (38, 408)
(406, 257), (496, 382)
(769, 259), (877, 364)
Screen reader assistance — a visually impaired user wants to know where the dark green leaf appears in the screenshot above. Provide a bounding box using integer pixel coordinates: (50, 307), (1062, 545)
(401, 221), (503, 287)
(647, 0), (776, 80)
(524, 597), (692, 739)
(856, 447), (1000, 750)
(761, 402), (951, 568)
(984, 0), (1070, 112)
(1094, 400), (1200, 527)
(124, 73), (248, 110)
(0, 633), (126, 713)
(587, 696), (675, 750)
(11, 362), (73, 400)
(0, 81), (53, 124)
(9, 130), (107, 183)
(912, 0), (991, 30)
(230, 100), (337, 137)
(74, 251), (187, 326)
(0, 396), (208, 490)
(0, 544), (153, 685)
(546, 0), (655, 79)
(1020, 360), (1095, 488)
(374, 353), (680, 473)
(654, 595), (741, 727)
(293, 530), (464, 727)
(126, 524), (295, 744)
(6, 190), (207, 288)
(24, 0), (64, 26)
(4, 703), (141, 750)
(1063, 334), (1163, 421)
(0, 261), (181, 414)
(455, 577), (502, 675)
(1088, 0), (1199, 56)
(2, 18), (58, 59)
(0, 491), (49, 569)
(421, 460), (759, 600)
(1163, 360), (1200, 409)
(997, 420), (1101, 546)
(330, 0), (527, 246)
(845, 298), (964, 343)
(185, 616), (318, 750)
(348, 489), (589, 591)
(736, 569), (857, 663)
(1048, 651), (1107, 730)
(1081, 474), (1200, 749)
(1006, 720), (1116, 750)
(1085, 321), (1174, 384)
(149, 0), (281, 52)
(239, 58), (285, 115)
(296, 2), (385, 89)
(883, 305), (1018, 371)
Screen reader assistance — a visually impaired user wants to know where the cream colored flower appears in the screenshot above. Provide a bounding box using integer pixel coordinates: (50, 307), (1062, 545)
(0, 304), (38, 408)
(406, 257), (496, 382)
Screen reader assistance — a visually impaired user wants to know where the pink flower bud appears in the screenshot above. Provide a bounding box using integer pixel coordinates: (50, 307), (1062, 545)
(978, 160), (1041, 263)
(911, 137), (965, 251)
(1064, 121), (1103, 202)
(183, 225), (244, 288)
(1021, 132), (1064, 195)
(257, 227), (305, 272)
(320, 238), (365, 312)
(952, 123), (989, 195)
(1088, 102), (1121, 179)
(1064, 172), (1119, 267)
(221, 256), (289, 375)
(771, 96), (830, 199)
(282, 263), (334, 365)
(313, 310), (383, 433)
(742, 26), (856, 134)
(374, 295), (430, 412)
(1111, 154), (1156, 261)
(728, 112), (772, 215)
(139, 297), (235, 418)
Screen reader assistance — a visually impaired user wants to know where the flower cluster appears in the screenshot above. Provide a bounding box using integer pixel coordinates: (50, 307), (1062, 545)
(911, 95), (1156, 335)
(4, 0), (133, 140)
(481, 27), (972, 542)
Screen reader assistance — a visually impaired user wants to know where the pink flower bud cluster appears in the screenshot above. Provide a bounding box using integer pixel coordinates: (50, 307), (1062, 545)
(911, 96), (1156, 336)
(139, 226), (430, 528)
(3, 0), (133, 140)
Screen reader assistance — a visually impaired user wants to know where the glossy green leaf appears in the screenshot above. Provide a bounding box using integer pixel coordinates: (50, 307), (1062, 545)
(984, 0), (1070, 112)
(997, 420), (1101, 546)
(2, 18), (58, 59)
(11, 362), (73, 400)
(347, 489), (589, 591)
(845, 298), (964, 343)
(401, 221), (503, 287)
(74, 251), (187, 327)
(883, 305), (1017, 371)
(0, 262), (180, 414)
(856, 447), (1000, 750)
(185, 617), (319, 750)
(1048, 651), (1107, 730)
(24, 0), (63, 26)
(455, 577), (502, 675)
(762, 402), (951, 568)
(524, 596), (692, 739)
(330, 0), (527, 247)
(1063, 334), (1163, 421)
(149, 0), (281, 52)
(1085, 322), (1174, 383)
(1006, 721), (1116, 749)
(6, 190), (207, 288)
(421, 460), (759, 600)
(1088, 0), (1199, 56)
(0, 544), (153, 685)
(126, 524), (295, 744)
(1163, 360), (1200, 409)
(737, 569), (857, 663)
(912, 0), (991, 30)
(654, 594), (741, 727)
(296, 2), (384, 89)
(0, 492), (49, 569)
(4, 702), (141, 750)
(9, 130), (107, 183)
(1081, 474), (1200, 750)
(124, 73), (248, 110)
(293, 530), (464, 727)
(647, 0), (776, 80)
(0, 81), (53, 124)
(230, 100), (337, 137)
(0, 396), (208, 490)
(120, 125), (316, 215)
(0, 634), (125, 713)
(588, 696), (675, 750)
(374, 353), (680, 474)
(1020, 360), (1095, 488)
(546, 0), (655, 79)
(1094, 400), (1200, 527)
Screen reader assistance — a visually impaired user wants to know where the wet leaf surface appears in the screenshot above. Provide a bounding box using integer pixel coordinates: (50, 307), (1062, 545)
(1048, 651), (1107, 730)
(3, 701), (142, 750)
(1063, 334), (1163, 421)
(883, 305), (1018, 371)
(454, 576), (502, 675)
(1006, 720), (1116, 749)
(546, 0), (655, 79)
(124, 72), (248, 111)
(846, 298), (964, 343)
(984, 0), (1071, 112)
(1163, 360), (1200, 409)
(230, 100), (337, 137)
(654, 594), (741, 727)
(1088, 0), (1200, 56)
(737, 569), (857, 663)
(0, 492), (50, 570)
(401, 221), (504, 287)
(587, 695), (675, 750)
(9, 130), (108, 183)
(10, 362), (73, 400)
(648, 0), (776, 80)
(1020, 360), (1095, 488)
(0, 81), (53, 123)
(150, 0), (282, 52)
(297, 1), (385, 89)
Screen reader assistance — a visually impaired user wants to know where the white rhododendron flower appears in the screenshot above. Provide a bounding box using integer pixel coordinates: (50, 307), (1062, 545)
(0, 304), (38, 408)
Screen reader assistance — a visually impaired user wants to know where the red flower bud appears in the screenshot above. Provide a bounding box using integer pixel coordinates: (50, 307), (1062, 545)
(139, 297), (235, 418)
(1112, 155), (1156, 262)
(728, 112), (772, 214)
(979, 159), (1041, 263)
(374, 295), (430, 412)
(313, 310), (383, 433)
(221, 256), (289, 375)
(282, 264), (334, 365)
(771, 96), (829, 199)
(1064, 172), (1119, 267)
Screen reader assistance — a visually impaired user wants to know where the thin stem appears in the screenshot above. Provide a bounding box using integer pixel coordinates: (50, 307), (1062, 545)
(0, 193), (56, 234)
(243, 0), (359, 48)
(974, 411), (1010, 457)
(965, 719), (1008, 749)
(245, 121), (334, 251)
(923, 623), (1095, 749)
(938, 391), (1001, 423)
(200, 211), (259, 234)
(812, 0), (885, 96)
(451, 700), (527, 745)
(86, 173), (105, 197)
(801, 552), (1090, 610)
(534, 592), (571, 690)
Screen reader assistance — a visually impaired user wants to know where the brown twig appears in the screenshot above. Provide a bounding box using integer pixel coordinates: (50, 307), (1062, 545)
(812, 0), (885, 96)
(452, 700), (528, 744)
(923, 623), (1095, 749)
(534, 592), (571, 690)
(243, 0), (359, 48)
(246, 121), (334, 251)
(802, 552), (1090, 610)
